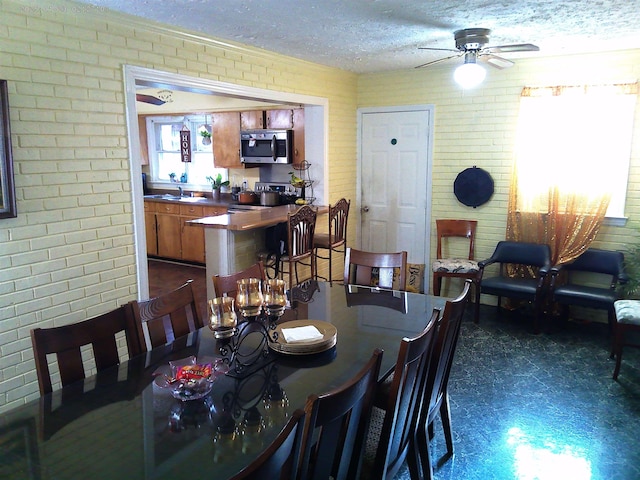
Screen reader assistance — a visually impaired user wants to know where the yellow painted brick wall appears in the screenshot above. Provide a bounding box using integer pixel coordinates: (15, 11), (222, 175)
(0, 0), (357, 412)
(358, 49), (640, 299)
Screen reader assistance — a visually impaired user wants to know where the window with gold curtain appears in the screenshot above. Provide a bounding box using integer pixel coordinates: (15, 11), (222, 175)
(507, 83), (638, 266)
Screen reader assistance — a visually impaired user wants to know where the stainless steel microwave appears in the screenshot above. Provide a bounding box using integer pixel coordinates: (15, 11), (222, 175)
(240, 129), (293, 164)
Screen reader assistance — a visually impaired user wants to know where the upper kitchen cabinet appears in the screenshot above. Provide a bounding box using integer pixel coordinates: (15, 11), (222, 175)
(240, 110), (264, 130)
(138, 116), (149, 165)
(253, 108), (306, 166)
(212, 111), (241, 168)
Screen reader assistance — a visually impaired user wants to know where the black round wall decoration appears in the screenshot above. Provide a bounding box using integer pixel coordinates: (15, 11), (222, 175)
(453, 166), (494, 208)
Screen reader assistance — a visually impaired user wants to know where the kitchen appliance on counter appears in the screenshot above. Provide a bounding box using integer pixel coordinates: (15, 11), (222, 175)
(240, 129), (293, 164)
(255, 182), (302, 205)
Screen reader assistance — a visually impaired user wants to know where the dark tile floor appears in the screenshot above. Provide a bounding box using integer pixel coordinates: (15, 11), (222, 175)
(394, 306), (640, 480)
(148, 260), (640, 479)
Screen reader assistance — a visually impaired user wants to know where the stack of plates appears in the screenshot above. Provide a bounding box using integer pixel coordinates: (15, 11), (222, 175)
(269, 320), (337, 355)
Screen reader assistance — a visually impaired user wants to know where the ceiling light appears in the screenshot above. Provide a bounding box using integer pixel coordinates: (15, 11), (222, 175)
(454, 52), (486, 89)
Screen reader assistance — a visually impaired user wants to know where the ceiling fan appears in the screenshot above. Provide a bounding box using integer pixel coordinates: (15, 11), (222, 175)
(416, 28), (539, 87)
(136, 93), (166, 106)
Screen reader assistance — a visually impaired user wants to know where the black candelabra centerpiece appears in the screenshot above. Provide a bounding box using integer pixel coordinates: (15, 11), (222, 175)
(209, 278), (288, 377)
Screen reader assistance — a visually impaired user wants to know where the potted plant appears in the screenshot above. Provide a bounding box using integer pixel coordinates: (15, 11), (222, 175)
(200, 130), (212, 145)
(206, 174), (230, 200)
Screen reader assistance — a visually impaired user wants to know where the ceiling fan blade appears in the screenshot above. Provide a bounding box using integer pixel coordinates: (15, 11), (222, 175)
(486, 43), (540, 53)
(136, 94), (166, 105)
(415, 53), (462, 69)
(418, 47), (460, 52)
(480, 54), (515, 69)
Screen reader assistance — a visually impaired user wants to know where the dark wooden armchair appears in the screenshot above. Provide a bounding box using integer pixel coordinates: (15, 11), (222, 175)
(474, 241), (552, 333)
(549, 248), (628, 331)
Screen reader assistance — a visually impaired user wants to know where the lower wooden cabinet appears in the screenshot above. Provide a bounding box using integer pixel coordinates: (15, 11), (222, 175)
(145, 200), (227, 264)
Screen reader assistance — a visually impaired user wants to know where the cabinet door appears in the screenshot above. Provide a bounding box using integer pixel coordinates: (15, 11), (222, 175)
(240, 110), (264, 130)
(144, 211), (157, 255)
(179, 204), (205, 263)
(213, 112), (242, 168)
(138, 116), (149, 165)
(292, 108), (305, 167)
(180, 217), (205, 263)
(266, 109), (294, 129)
(156, 207), (182, 260)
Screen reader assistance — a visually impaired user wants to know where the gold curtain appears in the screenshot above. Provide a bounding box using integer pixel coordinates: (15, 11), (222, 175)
(507, 83), (638, 266)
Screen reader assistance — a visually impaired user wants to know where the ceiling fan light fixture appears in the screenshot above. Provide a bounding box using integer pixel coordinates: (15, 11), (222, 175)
(454, 53), (486, 89)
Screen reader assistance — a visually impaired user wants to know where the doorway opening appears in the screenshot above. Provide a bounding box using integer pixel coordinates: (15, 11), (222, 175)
(123, 65), (328, 300)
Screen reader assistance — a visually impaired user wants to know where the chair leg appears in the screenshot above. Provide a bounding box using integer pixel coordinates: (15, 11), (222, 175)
(433, 274), (441, 296)
(474, 285), (481, 323)
(440, 393), (454, 457)
(416, 422), (433, 480)
(612, 324), (624, 380)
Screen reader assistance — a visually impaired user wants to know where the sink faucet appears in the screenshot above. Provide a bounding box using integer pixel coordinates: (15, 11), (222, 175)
(178, 186), (183, 197)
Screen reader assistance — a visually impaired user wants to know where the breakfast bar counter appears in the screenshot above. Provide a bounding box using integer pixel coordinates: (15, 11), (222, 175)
(188, 204), (328, 299)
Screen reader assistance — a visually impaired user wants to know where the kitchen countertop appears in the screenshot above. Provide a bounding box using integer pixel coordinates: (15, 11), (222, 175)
(187, 203), (328, 231)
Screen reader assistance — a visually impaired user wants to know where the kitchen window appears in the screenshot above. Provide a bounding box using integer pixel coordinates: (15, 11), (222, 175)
(146, 115), (226, 188)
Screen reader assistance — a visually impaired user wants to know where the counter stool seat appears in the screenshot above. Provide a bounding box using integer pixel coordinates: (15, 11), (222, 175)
(612, 300), (640, 380)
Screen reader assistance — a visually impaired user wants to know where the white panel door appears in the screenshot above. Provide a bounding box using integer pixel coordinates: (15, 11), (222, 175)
(359, 108), (432, 277)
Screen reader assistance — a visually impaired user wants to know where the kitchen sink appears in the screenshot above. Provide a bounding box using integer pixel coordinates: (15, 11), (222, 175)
(144, 194), (209, 202)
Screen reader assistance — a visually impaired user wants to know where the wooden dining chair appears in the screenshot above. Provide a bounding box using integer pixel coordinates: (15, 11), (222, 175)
(361, 308), (441, 480)
(229, 409), (305, 480)
(30, 304), (141, 395)
(279, 205), (318, 288)
(432, 219), (478, 296)
(299, 348), (383, 480)
(344, 247), (408, 290)
(417, 280), (471, 480)
(314, 198), (350, 283)
(212, 261), (266, 298)
(128, 279), (203, 352)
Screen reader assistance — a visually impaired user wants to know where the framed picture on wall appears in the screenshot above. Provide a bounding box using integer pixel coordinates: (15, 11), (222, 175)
(0, 79), (16, 219)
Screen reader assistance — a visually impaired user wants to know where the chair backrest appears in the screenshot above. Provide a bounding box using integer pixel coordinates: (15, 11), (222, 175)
(562, 248), (625, 280)
(344, 247), (408, 290)
(128, 279), (203, 352)
(372, 308), (440, 478)
(299, 348), (383, 480)
(327, 198), (350, 247)
(212, 261), (266, 298)
(229, 409), (305, 480)
(435, 219), (477, 260)
(424, 280), (471, 419)
(287, 205), (317, 262)
(30, 305), (141, 395)
(489, 241), (551, 274)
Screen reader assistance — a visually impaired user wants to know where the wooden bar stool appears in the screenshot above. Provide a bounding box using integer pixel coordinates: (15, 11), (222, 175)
(314, 198), (350, 284)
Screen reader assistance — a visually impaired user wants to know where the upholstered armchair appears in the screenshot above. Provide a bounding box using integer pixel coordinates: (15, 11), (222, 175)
(549, 248), (628, 331)
(475, 241), (552, 333)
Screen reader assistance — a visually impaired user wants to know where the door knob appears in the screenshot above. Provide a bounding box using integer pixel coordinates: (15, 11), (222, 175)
(361, 206), (369, 213)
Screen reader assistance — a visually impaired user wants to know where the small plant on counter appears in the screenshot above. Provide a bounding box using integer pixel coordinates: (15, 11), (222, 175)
(206, 173), (230, 190)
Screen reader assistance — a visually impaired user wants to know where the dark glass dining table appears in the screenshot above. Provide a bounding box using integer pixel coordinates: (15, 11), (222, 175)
(0, 282), (448, 480)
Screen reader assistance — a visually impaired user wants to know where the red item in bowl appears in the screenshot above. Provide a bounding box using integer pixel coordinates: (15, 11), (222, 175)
(175, 363), (212, 381)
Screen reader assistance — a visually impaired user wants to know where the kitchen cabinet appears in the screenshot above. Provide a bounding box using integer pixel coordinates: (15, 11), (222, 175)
(265, 109), (294, 129)
(268, 108), (305, 166)
(212, 111), (241, 168)
(155, 202), (181, 260)
(138, 116), (149, 165)
(144, 201), (157, 255)
(240, 110), (264, 130)
(145, 200), (227, 264)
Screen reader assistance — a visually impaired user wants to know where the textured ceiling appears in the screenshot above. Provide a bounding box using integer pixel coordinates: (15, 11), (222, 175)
(76, 0), (640, 74)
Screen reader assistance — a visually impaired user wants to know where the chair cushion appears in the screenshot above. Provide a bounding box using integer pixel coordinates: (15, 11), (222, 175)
(554, 285), (618, 310)
(614, 300), (640, 325)
(480, 276), (541, 298)
(432, 258), (479, 274)
(362, 405), (385, 475)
